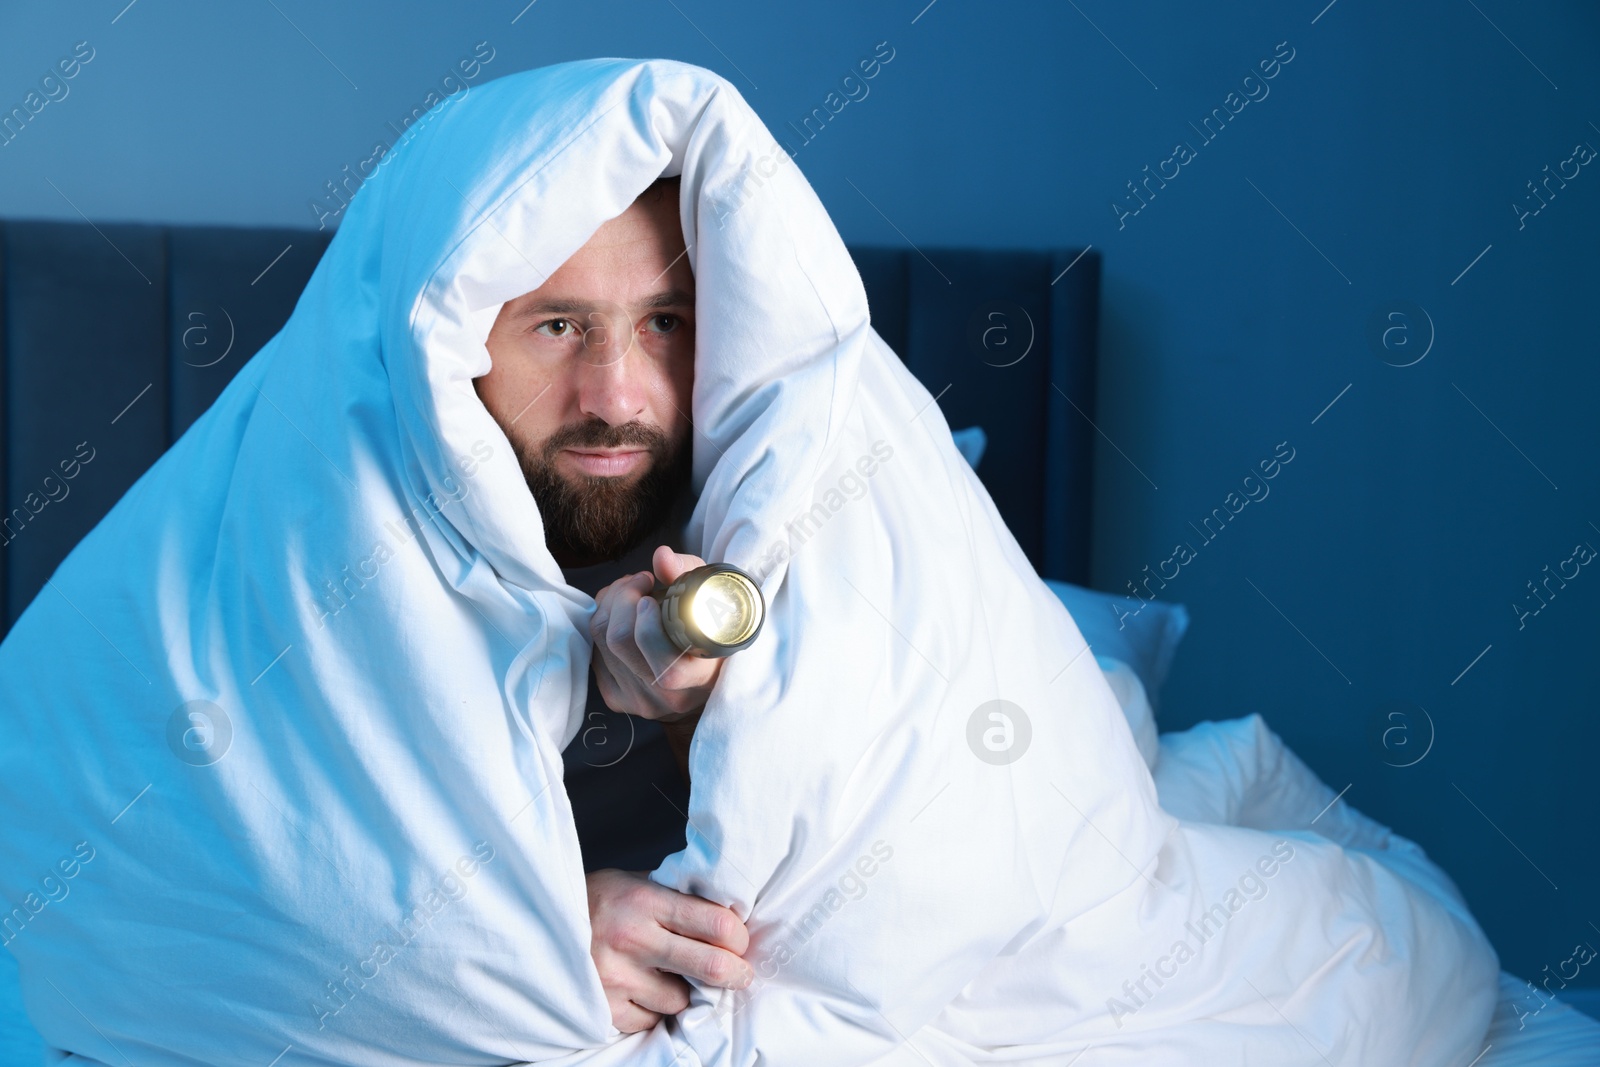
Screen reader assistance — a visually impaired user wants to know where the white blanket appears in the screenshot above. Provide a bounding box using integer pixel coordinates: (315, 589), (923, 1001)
(0, 57), (1498, 1066)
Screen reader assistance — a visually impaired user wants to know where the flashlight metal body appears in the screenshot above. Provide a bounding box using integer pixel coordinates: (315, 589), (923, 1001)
(656, 563), (765, 658)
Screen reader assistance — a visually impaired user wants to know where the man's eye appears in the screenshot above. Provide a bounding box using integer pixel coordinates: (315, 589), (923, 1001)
(533, 318), (576, 338)
(645, 314), (680, 334)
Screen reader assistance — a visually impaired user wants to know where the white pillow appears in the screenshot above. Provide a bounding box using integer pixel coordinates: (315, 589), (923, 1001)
(1045, 578), (1188, 711)
(1096, 653), (1159, 771)
(950, 425), (988, 470)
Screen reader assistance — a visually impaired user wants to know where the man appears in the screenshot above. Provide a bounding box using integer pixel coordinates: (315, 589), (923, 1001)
(473, 174), (753, 1034)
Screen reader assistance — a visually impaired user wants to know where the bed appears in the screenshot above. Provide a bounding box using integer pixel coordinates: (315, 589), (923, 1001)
(0, 221), (1593, 1063)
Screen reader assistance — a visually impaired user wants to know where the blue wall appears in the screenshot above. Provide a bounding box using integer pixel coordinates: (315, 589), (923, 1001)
(2, 0), (1596, 989)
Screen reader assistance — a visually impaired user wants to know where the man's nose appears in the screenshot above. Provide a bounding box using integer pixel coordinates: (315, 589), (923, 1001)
(575, 315), (648, 425)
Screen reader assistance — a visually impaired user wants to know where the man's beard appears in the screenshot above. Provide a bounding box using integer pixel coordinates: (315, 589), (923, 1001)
(515, 418), (691, 567)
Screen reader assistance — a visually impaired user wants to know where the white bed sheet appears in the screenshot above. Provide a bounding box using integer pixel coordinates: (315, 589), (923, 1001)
(1478, 971), (1600, 1066)
(1135, 708), (1599, 1067)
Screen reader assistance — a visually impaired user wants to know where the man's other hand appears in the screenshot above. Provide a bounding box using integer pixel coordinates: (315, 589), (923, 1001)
(587, 868), (752, 1033)
(590, 546), (723, 723)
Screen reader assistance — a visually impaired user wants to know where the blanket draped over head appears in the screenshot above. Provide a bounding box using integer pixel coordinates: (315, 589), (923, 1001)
(0, 58), (1498, 1066)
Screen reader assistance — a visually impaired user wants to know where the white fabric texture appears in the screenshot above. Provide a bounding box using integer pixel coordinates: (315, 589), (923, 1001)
(0, 57), (1500, 1066)
(1478, 971), (1600, 1066)
(1043, 578), (1189, 711)
(1096, 655), (1161, 773)
(1151, 718), (1578, 1065)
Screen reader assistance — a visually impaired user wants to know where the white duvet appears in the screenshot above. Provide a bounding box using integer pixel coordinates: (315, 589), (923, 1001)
(0, 57), (1498, 1066)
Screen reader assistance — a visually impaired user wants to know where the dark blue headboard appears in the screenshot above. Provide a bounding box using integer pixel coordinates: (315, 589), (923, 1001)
(0, 221), (1100, 636)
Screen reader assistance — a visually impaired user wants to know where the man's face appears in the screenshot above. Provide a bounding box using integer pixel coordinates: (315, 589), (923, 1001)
(476, 182), (696, 568)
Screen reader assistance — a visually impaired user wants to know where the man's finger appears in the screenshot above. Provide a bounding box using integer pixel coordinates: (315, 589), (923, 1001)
(627, 970), (693, 1016)
(652, 933), (753, 990)
(652, 545), (707, 587)
(603, 579), (654, 680)
(593, 571), (652, 629)
(611, 1000), (660, 1034)
(656, 885), (750, 955)
(591, 655), (625, 714)
(633, 596), (707, 686)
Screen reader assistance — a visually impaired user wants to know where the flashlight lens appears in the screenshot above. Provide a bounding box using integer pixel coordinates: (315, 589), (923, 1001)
(659, 563), (765, 657)
(690, 572), (761, 646)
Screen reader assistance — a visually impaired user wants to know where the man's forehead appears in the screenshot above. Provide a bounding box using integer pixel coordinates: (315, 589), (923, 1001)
(505, 286), (695, 318)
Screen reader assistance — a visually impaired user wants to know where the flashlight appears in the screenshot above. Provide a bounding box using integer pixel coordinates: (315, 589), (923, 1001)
(654, 563), (765, 658)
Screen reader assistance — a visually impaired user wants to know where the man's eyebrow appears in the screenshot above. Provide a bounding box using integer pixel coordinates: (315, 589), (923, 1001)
(511, 287), (695, 317)
(638, 287), (696, 310)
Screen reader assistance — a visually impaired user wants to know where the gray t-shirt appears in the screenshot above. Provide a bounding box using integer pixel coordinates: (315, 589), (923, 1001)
(560, 533), (665, 599)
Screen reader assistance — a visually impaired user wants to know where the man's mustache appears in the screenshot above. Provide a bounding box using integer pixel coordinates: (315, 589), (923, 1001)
(541, 419), (669, 459)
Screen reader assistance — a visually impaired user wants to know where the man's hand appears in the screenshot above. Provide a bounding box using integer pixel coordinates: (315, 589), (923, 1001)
(587, 868), (752, 1033)
(590, 546), (724, 723)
